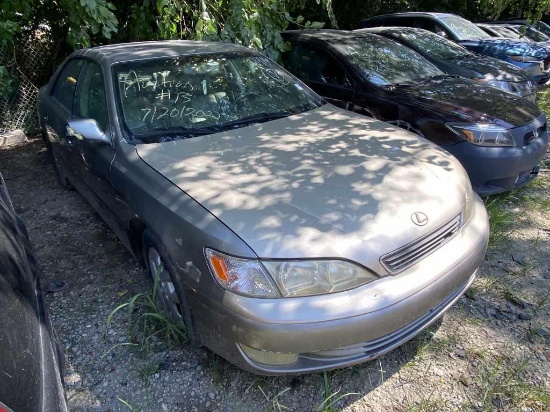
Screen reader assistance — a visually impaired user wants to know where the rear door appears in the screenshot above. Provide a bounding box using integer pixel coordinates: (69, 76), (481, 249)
(282, 41), (355, 110)
(42, 58), (84, 181)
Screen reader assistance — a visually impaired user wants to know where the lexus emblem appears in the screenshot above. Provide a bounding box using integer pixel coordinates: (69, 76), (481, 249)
(411, 212), (428, 226)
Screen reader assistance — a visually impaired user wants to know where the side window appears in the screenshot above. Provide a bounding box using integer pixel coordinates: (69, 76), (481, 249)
(52, 59), (84, 112)
(75, 61), (108, 131)
(284, 43), (351, 88)
(414, 18), (449, 37)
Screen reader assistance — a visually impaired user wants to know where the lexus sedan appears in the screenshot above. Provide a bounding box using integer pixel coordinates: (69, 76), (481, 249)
(38, 41), (489, 375)
(0, 173), (67, 411)
(358, 12), (550, 84)
(281, 30), (549, 196)
(357, 26), (538, 101)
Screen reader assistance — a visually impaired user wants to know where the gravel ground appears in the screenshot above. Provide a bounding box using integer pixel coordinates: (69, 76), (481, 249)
(0, 136), (549, 412)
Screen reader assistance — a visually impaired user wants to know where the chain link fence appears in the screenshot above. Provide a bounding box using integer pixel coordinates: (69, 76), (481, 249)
(0, 33), (54, 135)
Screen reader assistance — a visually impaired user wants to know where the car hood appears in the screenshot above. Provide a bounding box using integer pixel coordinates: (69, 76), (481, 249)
(459, 38), (549, 59)
(136, 106), (468, 273)
(451, 54), (533, 82)
(395, 77), (540, 128)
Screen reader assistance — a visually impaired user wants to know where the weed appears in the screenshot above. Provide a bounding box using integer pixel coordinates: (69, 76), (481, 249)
(209, 353), (230, 387)
(406, 398), (444, 412)
(475, 353), (550, 410)
(316, 371), (358, 412)
(106, 266), (186, 352)
(483, 193), (517, 247)
(118, 398), (140, 412)
(258, 386), (290, 412)
(136, 363), (158, 386)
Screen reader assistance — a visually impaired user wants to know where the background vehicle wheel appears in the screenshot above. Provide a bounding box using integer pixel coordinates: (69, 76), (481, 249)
(386, 120), (425, 137)
(142, 229), (201, 347)
(41, 131), (73, 190)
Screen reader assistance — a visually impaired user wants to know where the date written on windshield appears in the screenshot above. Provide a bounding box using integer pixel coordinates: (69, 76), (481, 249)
(141, 106), (221, 123)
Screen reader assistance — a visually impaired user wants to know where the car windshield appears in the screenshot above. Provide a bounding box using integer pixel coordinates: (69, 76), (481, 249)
(113, 53), (323, 143)
(390, 29), (472, 59)
(334, 36), (443, 86)
(534, 21), (550, 36)
(440, 16), (491, 40)
(489, 25), (523, 39)
(522, 26), (550, 42)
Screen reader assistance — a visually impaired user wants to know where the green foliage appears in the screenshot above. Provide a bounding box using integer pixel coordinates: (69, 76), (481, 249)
(61, 0), (118, 47)
(0, 66), (15, 100)
(106, 267), (186, 352)
(480, 0), (550, 21)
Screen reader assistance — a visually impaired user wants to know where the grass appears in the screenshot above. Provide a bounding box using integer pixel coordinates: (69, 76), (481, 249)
(475, 352), (550, 411)
(106, 265), (186, 352)
(483, 191), (519, 247)
(316, 371), (358, 412)
(258, 386), (291, 412)
(136, 363), (158, 386)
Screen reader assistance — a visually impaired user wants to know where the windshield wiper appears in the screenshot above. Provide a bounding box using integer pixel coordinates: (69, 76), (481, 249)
(219, 109), (301, 129)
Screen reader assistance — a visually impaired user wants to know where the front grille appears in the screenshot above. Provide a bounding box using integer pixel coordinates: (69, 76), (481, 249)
(524, 122), (546, 145)
(380, 213), (461, 274)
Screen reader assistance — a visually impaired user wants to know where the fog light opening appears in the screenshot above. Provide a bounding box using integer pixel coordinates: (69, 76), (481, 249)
(239, 344), (298, 365)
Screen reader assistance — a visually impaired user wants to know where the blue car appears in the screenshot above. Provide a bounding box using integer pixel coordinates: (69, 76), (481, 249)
(359, 12), (550, 85)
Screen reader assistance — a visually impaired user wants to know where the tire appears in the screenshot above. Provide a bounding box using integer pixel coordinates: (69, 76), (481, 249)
(142, 229), (201, 347)
(41, 131), (73, 190)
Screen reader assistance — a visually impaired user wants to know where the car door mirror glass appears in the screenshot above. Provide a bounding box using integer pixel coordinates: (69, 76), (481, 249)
(67, 119), (110, 144)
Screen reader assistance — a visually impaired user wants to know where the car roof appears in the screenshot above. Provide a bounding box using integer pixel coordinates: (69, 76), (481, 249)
(364, 12), (458, 20)
(358, 26), (429, 35)
(71, 40), (250, 65)
(282, 29), (383, 44)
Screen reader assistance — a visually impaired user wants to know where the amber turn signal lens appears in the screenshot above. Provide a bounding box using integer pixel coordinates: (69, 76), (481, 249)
(209, 255), (229, 282)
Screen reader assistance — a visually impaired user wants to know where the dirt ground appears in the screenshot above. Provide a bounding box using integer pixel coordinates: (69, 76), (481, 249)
(0, 136), (549, 412)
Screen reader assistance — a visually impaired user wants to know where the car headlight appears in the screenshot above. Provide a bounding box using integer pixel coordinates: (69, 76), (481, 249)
(446, 123), (516, 147)
(506, 54), (543, 64)
(480, 78), (513, 93)
(205, 249), (378, 298)
(262, 260), (378, 297)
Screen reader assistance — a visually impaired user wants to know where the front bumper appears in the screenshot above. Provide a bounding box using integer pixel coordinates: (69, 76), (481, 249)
(189, 197), (489, 375)
(445, 115), (549, 196)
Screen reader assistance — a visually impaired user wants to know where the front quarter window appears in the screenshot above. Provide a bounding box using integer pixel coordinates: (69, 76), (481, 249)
(113, 53), (323, 143)
(52, 59), (84, 112)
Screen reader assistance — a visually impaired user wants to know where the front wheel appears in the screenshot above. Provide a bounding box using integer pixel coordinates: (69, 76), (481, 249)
(142, 229), (200, 347)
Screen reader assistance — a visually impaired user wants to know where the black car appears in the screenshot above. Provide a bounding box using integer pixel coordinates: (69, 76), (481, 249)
(358, 12), (550, 84)
(357, 27), (538, 101)
(480, 19), (550, 37)
(477, 23), (531, 41)
(281, 30), (549, 196)
(0, 173), (67, 412)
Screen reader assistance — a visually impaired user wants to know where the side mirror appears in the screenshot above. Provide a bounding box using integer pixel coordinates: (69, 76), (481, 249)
(66, 119), (110, 144)
(436, 30), (448, 38)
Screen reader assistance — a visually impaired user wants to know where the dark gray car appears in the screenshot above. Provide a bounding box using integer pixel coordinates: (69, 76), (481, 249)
(0, 173), (67, 412)
(37, 41), (489, 375)
(357, 27), (538, 101)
